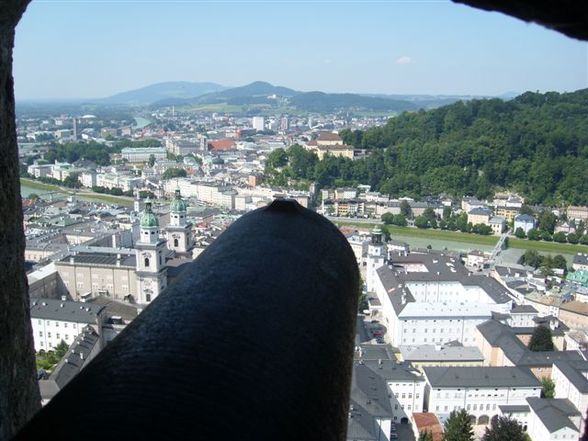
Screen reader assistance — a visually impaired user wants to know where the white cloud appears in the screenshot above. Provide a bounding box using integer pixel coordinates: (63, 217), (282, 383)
(396, 56), (413, 65)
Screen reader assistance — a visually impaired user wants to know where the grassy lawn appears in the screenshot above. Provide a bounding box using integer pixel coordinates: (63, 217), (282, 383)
(20, 178), (62, 192)
(509, 238), (588, 254)
(335, 221), (499, 246)
(21, 178), (134, 207)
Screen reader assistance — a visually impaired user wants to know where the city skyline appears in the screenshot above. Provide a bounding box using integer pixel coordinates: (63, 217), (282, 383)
(13, 0), (588, 100)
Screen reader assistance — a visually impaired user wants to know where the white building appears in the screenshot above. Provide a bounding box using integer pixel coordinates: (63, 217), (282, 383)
(30, 298), (106, 351)
(80, 171), (97, 188)
(370, 252), (513, 346)
(121, 147), (167, 163)
(252, 116), (265, 131)
(514, 214), (537, 235)
(96, 173), (142, 192)
(423, 366), (542, 424)
(526, 398), (581, 441)
(551, 360), (588, 431)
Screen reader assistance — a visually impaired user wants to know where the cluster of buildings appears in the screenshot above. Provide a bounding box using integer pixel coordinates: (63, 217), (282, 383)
(345, 227), (588, 441)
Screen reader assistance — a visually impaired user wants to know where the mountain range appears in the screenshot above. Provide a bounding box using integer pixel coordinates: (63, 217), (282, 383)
(98, 81), (483, 113)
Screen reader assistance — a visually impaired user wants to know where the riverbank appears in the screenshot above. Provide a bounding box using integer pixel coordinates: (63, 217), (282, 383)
(20, 178), (134, 207)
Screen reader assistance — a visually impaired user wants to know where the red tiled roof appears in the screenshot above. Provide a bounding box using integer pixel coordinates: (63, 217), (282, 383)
(317, 132), (342, 141)
(207, 139), (236, 152)
(412, 413), (443, 441)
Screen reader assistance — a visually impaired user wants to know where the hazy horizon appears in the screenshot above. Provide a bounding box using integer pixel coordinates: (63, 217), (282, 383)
(13, 1), (588, 100)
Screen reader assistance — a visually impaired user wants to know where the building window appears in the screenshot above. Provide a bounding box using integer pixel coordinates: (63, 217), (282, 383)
(48, 332), (51, 338)
(145, 257), (150, 268)
(174, 238), (179, 247)
(39, 332), (42, 337)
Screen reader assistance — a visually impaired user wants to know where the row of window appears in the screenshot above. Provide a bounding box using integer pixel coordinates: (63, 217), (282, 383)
(37, 320), (77, 329)
(394, 392), (420, 399)
(38, 331), (71, 340)
(402, 337), (470, 343)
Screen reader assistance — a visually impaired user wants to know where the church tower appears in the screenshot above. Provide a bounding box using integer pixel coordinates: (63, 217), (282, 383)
(165, 188), (193, 256)
(135, 200), (168, 304)
(366, 226), (385, 293)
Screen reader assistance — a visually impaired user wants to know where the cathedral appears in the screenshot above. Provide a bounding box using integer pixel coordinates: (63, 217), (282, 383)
(55, 191), (194, 305)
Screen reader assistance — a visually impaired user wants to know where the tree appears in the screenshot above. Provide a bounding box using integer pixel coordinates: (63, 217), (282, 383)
(27, 193), (40, 201)
(514, 227), (526, 239)
(415, 215), (430, 229)
(553, 232), (567, 243)
(63, 173), (81, 188)
(266, 148), (288, 169)
(392, 214), (407, 227)
(529, 326), (554, 352)
(382, 213), (394, 224)
(148, 154), (156, 167)
(521, 250), (542, 268)
(519, 205), (534, 216)
(400, 200), (412, 218)
(538, 211), (558, 234)
(162, 168), (187, 179)
(443, 206), (452, 220)
(419, 430), (434, 441)
(567, 232), (580, 244)
(552, 255), (567, 271)
(482, 416), (526, 441)
(527, 228), (541, 240)
(443, 409), (474, 441)
(541, 377), (555, 398)
(54, 340), (69, 359)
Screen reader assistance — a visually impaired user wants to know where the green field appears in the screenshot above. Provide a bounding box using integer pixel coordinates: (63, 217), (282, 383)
(336, 220), (588, 255)
(336, 221), (498, 246)
(20, 178), (134, 207)
(509, 238), (588, 254)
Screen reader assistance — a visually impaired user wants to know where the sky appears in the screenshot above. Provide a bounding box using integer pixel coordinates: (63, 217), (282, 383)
(13, 0), (588, 100)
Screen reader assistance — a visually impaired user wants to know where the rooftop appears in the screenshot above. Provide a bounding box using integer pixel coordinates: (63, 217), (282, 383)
(423, 366), (541, 388)
(526, 398), (581, 434)
(30, 299), (104, 324)
(400, 344), (484, 362)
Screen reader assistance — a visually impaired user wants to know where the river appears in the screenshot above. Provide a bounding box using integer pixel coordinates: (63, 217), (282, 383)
(134, 116), (152, 129)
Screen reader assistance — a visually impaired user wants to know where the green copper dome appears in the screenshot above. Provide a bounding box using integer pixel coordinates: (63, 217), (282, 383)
(170, 189), (188, 213)
(140, 200), (159, 228)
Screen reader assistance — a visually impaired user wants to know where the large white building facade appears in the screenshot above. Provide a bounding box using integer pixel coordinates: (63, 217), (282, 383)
(423, 366), (542, 425)
(369, 250), (513, 346)
(30, 299), (106, 351)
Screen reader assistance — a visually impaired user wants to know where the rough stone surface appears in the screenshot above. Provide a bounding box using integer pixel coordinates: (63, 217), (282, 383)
(0, 1), (40, 440)
(16, 201), (359, 440)
(454, 0), (588, 41)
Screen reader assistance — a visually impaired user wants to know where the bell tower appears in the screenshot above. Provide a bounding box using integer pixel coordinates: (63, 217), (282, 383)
(135, 200), (168, 303)
(165, 188), (193, 256)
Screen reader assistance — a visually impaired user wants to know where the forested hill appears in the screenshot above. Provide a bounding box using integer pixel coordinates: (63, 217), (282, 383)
(332, 89), (588, 205)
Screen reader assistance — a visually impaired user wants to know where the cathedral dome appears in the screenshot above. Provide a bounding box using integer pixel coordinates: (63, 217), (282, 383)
(140, 200), (159, 228)
(170, 189), (188, 213)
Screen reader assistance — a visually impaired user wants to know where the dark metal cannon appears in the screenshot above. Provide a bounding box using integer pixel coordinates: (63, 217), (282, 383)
(14, 200), (359, 440)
